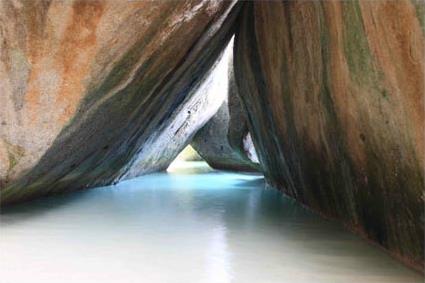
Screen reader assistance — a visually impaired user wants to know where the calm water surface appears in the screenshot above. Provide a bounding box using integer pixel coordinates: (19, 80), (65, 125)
(0, 162), (422, 283)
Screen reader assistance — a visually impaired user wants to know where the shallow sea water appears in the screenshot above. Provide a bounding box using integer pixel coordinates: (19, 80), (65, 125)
(0, 162), (422, 283)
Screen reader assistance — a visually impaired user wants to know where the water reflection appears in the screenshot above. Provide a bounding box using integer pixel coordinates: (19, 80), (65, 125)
(0, 162), (422, 283)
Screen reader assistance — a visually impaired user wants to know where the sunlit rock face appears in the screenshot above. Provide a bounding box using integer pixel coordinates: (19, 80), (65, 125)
(234, 1), (424, 269)
(191, 51), (260, 172)
(0, 0), (239, 204)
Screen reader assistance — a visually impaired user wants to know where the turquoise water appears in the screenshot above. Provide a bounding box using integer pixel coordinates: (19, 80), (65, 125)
(0, 162), (422, 283)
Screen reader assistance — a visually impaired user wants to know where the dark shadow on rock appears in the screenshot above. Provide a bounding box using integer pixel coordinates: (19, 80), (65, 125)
(0, 188), (92, 225)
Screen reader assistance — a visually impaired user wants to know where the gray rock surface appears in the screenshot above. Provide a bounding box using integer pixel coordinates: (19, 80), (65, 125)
(191, 52), (260, 172)
(121, 44), (231, 180)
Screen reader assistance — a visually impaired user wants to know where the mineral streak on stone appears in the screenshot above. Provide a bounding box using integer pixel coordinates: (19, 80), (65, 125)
(234, 1), (424, 270)
(191, 49), (260, 172)
(0, 0), (240, 204)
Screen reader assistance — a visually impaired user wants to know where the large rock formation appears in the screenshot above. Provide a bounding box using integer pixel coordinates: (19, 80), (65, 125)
(0, 0), (239, 204)
(234, 1), (424, 270)
(1, 0), (423, 272)
(191, 50), (260, 172)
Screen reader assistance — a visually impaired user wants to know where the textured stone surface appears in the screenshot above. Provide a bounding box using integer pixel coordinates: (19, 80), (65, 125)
(234, 1), (424, 270)
(191, 51), (260, 172)
(0, 0), (239, 204)
(121, 46), (230, 180)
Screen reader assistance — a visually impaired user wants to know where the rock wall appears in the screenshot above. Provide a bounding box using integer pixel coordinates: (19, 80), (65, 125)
(0, 0), (239, 204)
(191, 49), (260, 172)
(234, 1), (424, 270)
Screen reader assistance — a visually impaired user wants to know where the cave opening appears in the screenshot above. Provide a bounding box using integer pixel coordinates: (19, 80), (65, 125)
(163, 37), (261, 176)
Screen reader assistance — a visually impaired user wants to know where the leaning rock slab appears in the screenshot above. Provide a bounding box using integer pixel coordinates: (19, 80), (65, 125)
(0, 0), (239, 204)
(191, 51), (260, 172)
(234, 1), (424, 270)
(121, 45), (231, 180)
